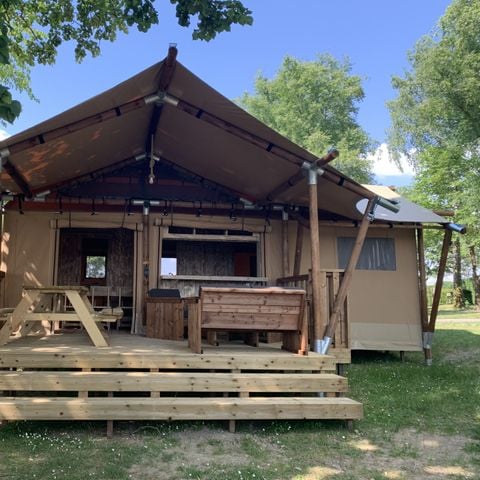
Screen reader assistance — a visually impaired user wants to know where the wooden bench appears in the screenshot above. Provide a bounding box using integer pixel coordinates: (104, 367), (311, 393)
(188, 287), (308, 355)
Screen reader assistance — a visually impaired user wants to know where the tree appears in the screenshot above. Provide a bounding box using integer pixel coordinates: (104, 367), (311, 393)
(388, 0), (480, 163)
(0, 0), (253, 124)
(238, 55), (374, 183)
(388, 0), (480, 308)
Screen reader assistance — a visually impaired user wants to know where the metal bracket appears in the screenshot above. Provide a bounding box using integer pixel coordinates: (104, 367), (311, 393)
(302, 161), (325, 185)
(422, 331), (434, 349)
(367, 197), (380, 222)
(314, 336), (332, 355)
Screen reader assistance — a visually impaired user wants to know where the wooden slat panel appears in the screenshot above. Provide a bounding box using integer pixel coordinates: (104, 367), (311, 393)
(23, 313), (117, 323)
(0, 352), (336, 370)
(201, 304), (301, 315)
(202, 312), (299, 331)
(0, 372), (348, 393)
(146, 302), (183, 340)
(0, 397), (363, 420)
(201, 293), (303, 307)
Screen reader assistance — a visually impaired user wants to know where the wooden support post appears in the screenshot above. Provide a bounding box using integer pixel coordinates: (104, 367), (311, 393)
(428, 229), (452, 332)
(417, 228), (429, 331)
(78, 368), (90, 398)
(323, 197), (376, 343)
(308, 172), (324, 351)
(107, 392), (114, 439)
(150, 368), (160, 398)
(293, 222), (304, 276)
(143, 209), (149, 325)
(425, 228), (452, 364)
(282, 213), (290, 277)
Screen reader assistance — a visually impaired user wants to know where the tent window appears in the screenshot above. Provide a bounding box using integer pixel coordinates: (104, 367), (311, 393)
(337, 237), (396, 271)
(81, 238), (109, 284)
(85, 256), (107, 279)
(161, 239), (257, 277)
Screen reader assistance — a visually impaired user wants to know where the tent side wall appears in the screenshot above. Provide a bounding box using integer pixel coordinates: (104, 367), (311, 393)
(2, 213), (56, 306)
(285, 221), (423, 351)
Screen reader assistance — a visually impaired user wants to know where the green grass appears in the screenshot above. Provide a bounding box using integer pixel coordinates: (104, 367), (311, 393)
(436, 304), (480, 320)
(1, 322), (479, 479)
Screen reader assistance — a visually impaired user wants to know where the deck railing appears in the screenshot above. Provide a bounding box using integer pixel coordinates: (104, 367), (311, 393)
(276, 270), (350, 350)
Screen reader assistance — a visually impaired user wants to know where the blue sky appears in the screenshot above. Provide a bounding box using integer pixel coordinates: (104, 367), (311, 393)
(1, 0), (452, 184)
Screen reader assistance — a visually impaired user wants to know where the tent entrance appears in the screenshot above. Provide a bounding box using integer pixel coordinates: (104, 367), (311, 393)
(56, 227), (134, 330)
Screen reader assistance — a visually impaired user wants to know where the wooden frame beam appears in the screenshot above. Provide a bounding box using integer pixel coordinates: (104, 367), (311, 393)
(307, 171), (324, 350)
(4, 99), (148, 158)
(416, 228), (429, 332)
(428, 228), (452, 333)
(282, 213), (290, 276)
(145, 45), (178, 152)
(323, 197), (376, 342)
(293, 222), (304, 276)
(2, 159), (32, 197)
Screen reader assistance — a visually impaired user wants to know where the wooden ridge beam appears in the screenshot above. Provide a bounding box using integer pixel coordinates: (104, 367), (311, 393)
(145, 45), (178, 151)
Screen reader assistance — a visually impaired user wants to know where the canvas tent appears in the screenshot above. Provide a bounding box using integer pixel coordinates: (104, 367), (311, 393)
(0, 46), (456, 358)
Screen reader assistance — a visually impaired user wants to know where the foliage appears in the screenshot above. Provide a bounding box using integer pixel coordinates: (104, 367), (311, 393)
(0, 0), (253, 124)
(239, 55), (375, 183)
(388, 0), (480, 161)
(388, 0), (480, 288)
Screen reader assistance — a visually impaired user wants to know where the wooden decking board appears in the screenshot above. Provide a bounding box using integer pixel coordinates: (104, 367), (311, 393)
(0, 334), (336, 371)
(0, 397), (363, 421)
(0, 372), (348, 393)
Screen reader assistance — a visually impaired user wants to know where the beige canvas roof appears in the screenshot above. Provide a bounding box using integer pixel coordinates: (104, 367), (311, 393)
(0, 52), (447, 225)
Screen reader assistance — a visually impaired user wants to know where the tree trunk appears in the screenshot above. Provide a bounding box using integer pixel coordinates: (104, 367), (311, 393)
(469, 245), (480, 310)
(453, 237), (465, 308)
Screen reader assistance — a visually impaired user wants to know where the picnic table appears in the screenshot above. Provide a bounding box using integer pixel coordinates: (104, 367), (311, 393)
(0, 286), (118, 347)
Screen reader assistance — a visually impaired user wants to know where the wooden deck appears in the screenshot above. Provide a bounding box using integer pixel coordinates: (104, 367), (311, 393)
(0, 332), (362, 431)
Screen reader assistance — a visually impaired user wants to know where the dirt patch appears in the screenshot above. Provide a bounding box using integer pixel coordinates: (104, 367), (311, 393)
(344, 428), (477, 479)
(128, 427), (282, 480)
(128, 427), (477, 480)
(441, 348), (480, 365)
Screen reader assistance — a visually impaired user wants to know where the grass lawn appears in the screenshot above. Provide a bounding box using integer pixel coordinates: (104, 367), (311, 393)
(435, 305), (480, 320)
(1, 322), (479, 480)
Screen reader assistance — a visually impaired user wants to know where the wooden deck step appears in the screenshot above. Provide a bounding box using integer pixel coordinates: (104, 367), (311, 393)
(0, 371), (348, 393)
(0, 397), (363, 421)
(0, 352), (336, 371)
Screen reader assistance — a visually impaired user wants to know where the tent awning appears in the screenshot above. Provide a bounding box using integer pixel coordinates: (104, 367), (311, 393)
(0, 52), (447, 225)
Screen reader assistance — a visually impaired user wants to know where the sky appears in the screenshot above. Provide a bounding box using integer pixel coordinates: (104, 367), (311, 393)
(1, 0), (453, 185)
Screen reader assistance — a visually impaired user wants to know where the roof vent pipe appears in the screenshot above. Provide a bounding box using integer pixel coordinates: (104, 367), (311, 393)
(376, 197), (400, 214)
(446, 223), (466, 234)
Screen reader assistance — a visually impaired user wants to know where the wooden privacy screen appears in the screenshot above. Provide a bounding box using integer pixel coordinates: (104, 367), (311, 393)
(188, 287), (308, 355)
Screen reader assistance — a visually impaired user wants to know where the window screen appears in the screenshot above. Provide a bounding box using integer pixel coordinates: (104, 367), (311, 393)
(337, 237), (396, 271)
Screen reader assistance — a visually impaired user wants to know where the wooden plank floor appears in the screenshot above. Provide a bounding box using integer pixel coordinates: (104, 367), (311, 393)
(0, 332), (337, 370)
